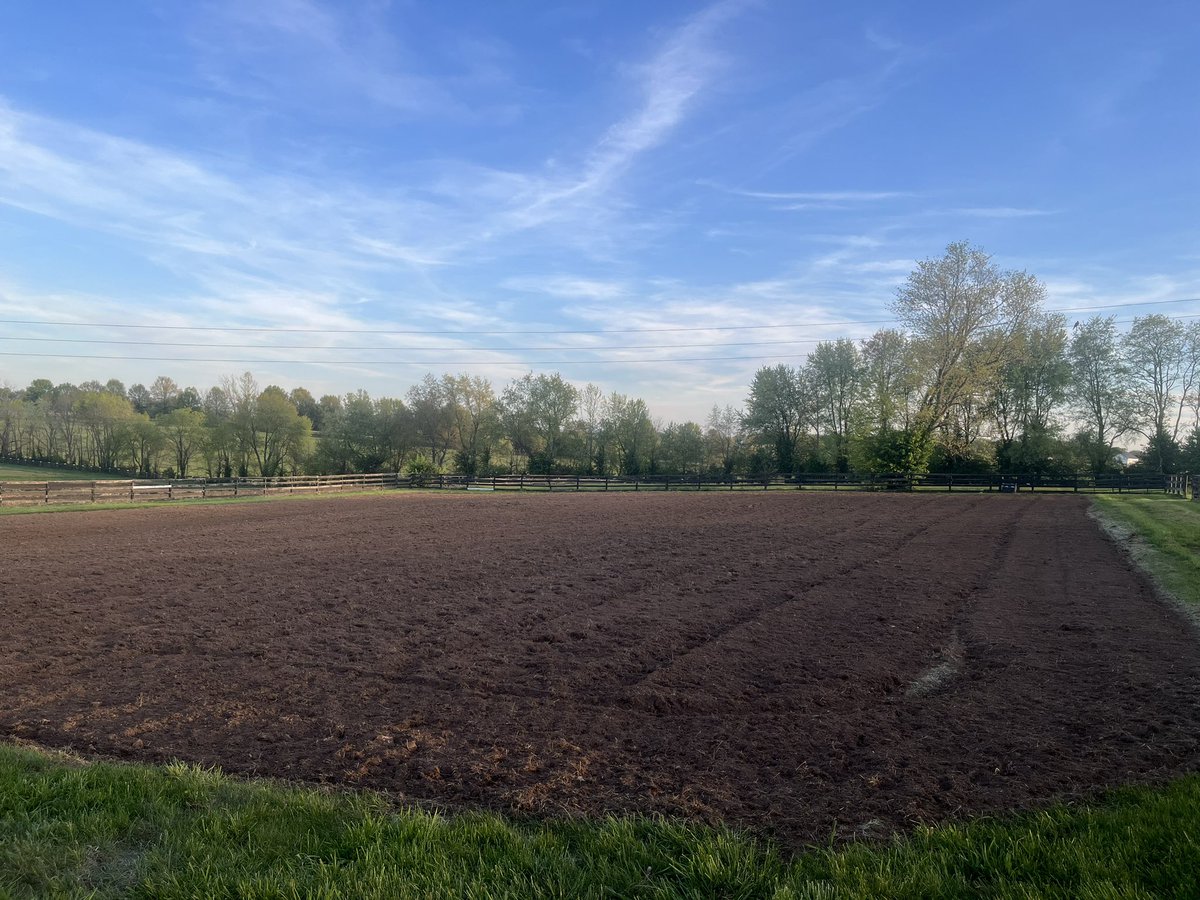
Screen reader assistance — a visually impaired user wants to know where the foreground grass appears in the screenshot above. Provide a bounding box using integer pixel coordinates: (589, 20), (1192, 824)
(2, 744), (1199, 899)
(1092, 494), (1200, 607)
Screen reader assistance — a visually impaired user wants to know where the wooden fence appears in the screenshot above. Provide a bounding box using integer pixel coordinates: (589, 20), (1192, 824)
(0, 472), (403, 507)
(1167, 473), (1191, 498)
(408, 472), (1181, 494)
(0, 470), (1186, 507)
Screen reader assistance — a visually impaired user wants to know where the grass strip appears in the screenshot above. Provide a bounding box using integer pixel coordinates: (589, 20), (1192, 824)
(2, 743), (1199, 899)
(1092, 494), (1200, 608)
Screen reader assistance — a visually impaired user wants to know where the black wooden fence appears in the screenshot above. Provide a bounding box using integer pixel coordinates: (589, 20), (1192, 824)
(408, 471), (1185, 494)
(0, 469), (1190, 507)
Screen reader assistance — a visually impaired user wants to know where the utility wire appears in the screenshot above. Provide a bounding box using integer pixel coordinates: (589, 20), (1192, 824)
(0, 336), (833, 351)
(0, 296), (1195, 337)
(0, 351), (804, 366)
(4, 310), (1199, 366)
(0, 314), (1197, 357)
(0, 316), (893, 335)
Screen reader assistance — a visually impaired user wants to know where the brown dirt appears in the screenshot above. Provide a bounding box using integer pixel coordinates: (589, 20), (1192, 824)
(2, 491), (1199, 845)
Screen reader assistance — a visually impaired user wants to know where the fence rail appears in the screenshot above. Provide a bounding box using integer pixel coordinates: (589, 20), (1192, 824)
(410, 472), (1184, 494)
(0, 472), (403, 506)
(0, 470), (1190, 507)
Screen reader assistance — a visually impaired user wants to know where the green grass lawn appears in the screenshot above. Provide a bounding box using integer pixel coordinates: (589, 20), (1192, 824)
(0, 462), (118, 481)
(1092, 494), (1200, 608)
(2, 743), (1199, 899)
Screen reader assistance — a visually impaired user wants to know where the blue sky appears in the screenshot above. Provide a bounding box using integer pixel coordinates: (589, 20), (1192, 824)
(1, 0), (1197, 420)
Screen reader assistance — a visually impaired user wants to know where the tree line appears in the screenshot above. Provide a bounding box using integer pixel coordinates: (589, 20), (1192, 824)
(2, 244), (1197, 479)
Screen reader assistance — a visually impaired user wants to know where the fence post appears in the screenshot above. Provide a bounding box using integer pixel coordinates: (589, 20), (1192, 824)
(948, 474), (953, 492)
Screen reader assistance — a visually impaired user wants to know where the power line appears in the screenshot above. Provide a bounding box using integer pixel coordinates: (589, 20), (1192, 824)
(0, 336), (832, 351)
(0, 351), (805, 366)
(1053, 297), (1199, 312)
(0, 313), (1196, 358)
(0, 316), (892, 335)
(5, 310), (1197, 366)
(0, 296), (1195, 337)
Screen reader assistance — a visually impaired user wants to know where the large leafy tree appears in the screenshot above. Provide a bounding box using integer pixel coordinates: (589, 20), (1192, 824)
(406, 374), (456, 469)
(890, 241), (1044, 472)
(807, 339), (861, 472)
(499, 373), (578, 473)
(249, 387), (312, 477)
(743, 364), (811, 473)
(76, 390), (138, 470)
(443, 374), (498, 476)
(1121, 315), (1199, 472)
(157, 407), (207, 478)
(1067, 316), (1134, 473)
(988, 314), (1070, 472)
(659, 421), (706, 475)
(706, 404), (744, 475)
(602, 392), (656, 476)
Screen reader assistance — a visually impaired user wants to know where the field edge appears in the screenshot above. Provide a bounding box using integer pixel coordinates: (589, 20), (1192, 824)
(1090, 494), (1200, 617)
(4, 740), (1200, 898)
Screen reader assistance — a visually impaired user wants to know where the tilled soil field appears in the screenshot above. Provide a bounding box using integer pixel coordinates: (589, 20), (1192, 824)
(3, 491), (1199, 844)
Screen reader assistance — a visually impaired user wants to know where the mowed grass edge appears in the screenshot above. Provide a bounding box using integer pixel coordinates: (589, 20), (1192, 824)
(1091, 493), (1200, 609)
(4, 748), (1200, 897)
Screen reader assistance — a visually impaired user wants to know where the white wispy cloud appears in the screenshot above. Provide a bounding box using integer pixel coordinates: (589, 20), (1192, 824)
(496, 0), (748, 233)
(947, 207), (1056, 219)
(189, 0), (472, 119)
(0, 0), (752, 303)
(500, 276), (629, 301)
(715, 186), (914, 203)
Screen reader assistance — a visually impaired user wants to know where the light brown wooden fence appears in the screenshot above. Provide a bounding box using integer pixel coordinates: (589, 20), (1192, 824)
(0, 473), (403, 507)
